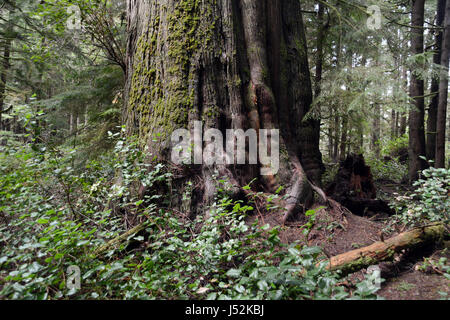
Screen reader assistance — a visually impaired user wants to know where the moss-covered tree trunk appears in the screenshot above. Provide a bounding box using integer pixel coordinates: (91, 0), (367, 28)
(123, 0), (323, 220)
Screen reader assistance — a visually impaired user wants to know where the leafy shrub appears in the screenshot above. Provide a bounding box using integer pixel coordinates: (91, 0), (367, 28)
(0, 131), (381, 300)
(322, 162), (340, 187)
(417, 256), (450, 278)
(381, 134), (408, 160)
(390, 167), (449, 226)
(365, 155), (407, 183)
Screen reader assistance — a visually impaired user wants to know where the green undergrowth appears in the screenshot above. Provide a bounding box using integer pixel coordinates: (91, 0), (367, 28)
(389, 165), (449, 227)
(0, 129), (380, 300)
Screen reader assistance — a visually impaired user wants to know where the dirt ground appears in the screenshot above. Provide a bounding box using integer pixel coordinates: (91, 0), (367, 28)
(379, 267), (449, 300)
(252, 192), (450, 300)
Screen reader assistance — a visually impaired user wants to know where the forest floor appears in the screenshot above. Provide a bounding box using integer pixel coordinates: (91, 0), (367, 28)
(251, 180), (450, 300)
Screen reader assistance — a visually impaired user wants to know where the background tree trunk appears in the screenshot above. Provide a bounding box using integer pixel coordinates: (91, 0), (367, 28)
(0, 1), (15, 131)
(372, 103), (381, 158)
(314, 1), (326, 99)
(339, 115), (348, 160)
(408, 0), (428, 181)
(391, 109), (396, 139)
(399, 65), (408, 136)
(435, 0), (450, 168)
(124, 0), (323, 219)
(426, 0), (446, 162)
(333, 113), (340, 161)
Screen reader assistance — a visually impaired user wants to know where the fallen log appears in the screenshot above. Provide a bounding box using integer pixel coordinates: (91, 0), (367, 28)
(92, 223), (147, 258)
(322, 223), (445, 275)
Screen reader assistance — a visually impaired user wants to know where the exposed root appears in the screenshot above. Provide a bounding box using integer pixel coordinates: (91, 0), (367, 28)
(280, 155), (331, 225)
(280, 165), (351, 225)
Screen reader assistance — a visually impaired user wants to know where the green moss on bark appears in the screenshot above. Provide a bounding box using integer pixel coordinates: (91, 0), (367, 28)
(126, 0), (218, 151)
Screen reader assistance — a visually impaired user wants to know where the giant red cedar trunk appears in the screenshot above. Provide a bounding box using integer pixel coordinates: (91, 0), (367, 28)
(408, 0), (428, 182)
(124, 0), (323, 218)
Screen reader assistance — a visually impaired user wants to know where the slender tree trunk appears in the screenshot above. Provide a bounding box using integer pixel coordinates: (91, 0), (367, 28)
(399, 115), (407, 136)
(371, 49), (381, 157)
(394, 110), (399, 137)
(69, 113), (74, 136)
(314, 2), (326, 99)
(328, 125), (333, 159)
(0, 42), (11, 131)
(408, 0), (428, 182)
(427, 0), (447, 162)
(0, 2), (15, 131)
(372, 103), (381, 157)
(124, 0), (323, 221)
(331, 30), (342, 162)
(399, 65), (408, 136)
(436, 0), (450, 168)
(333, 113), (340, 161)
(359, 130), (364, 151)
(339, 115), (348, 160)
(339, 48), (352, 161)
(391, 109), (396, 139)
(359, 56), (367, 153)
(74, 113), (79, 136)
(84, 106), (89, 127)
(313, 2), (325, 170)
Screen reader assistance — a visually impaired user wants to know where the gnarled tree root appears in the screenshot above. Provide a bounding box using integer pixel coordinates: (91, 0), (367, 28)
(280, 156), (329, 225)
(321, 222), (445, 275)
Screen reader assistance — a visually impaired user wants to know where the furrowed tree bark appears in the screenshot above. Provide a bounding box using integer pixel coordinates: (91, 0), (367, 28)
(426, 0), (446, 162)
(409, 0), (428, 182)
(323, 223), (445, 275)
(123, 0), (323, 222)
(435, 0), (450, 168)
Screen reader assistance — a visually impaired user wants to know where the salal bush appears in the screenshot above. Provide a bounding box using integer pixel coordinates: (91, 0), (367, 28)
(391, 167), (449, 226)
(365, 155), (407, 183)
(0, 131), (380, 300)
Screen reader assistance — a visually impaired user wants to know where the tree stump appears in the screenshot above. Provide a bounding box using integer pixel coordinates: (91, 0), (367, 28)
(326, 154), (393, 216)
